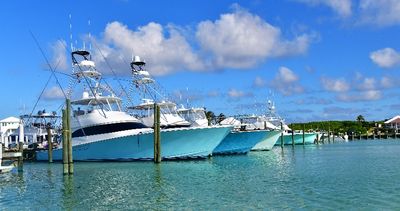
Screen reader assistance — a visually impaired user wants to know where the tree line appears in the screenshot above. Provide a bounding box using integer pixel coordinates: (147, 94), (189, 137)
(289, 115), (390, 135)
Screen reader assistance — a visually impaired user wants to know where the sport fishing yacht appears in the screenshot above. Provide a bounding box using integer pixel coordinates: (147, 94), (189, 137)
(36, 50), (231, 161)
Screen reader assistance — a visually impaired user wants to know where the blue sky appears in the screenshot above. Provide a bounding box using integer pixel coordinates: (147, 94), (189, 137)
(1, 0), (400, 123)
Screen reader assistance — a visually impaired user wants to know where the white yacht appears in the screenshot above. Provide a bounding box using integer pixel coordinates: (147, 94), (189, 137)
(127, 56), (191, 128)
(215, 115), (281, 154)
(177, 106), (209, 127)
(130, 99), (191, 128)
(36, 50), (231, 161)
(9, 111), (59, 149)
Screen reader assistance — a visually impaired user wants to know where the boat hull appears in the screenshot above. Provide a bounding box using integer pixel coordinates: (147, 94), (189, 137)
(36, 126), (231, 161)
(213, 130), (270, 155)
(251, 130), (282, 151)
(274, 133), (316, 145)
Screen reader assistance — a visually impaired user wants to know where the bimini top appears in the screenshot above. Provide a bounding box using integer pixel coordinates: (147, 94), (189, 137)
(128, 99), (176, 110)
(73, 70), (101, 79)
(71, 96), (122, 106)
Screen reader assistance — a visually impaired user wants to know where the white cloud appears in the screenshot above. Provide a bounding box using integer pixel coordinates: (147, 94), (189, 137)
(195, 6), (312, 69)
(91, 6), (314, 76)
(320, 77), (350, 92)
(50, 40), (68, 71)
(381, 76), (395, 88)
(94, 21), (204, 76)
(297, 0), (352, 17)
(270, 66), (304, 96)
(359, 0), (400, 26)
(370, 48), (400, 68)
(227, 88), (253, 99)
(228, 89), (245, 98)
(357, 77), (376, 90)
(253, 76), (266, 87)
(42, 86), (65, 100)
(208, 90), (220, 97)
(277, 66), (299, 83)
(337, 90), (382, 102)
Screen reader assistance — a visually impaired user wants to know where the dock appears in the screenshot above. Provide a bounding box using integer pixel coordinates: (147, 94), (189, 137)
(0, 143), (23, 173)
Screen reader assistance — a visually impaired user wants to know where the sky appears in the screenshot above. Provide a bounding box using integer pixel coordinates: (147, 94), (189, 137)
(1, 0), (400, 123)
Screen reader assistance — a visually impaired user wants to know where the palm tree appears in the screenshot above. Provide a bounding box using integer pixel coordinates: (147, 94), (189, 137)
(356, 115), (365, 123)
(217, 113), (226, 123)
(205, 111), (215, 126)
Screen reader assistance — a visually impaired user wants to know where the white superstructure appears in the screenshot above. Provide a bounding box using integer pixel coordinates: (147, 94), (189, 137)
(0, 117), (19, 148)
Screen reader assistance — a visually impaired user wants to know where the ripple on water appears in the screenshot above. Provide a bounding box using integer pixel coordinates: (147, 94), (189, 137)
(1, 140), (400, 209)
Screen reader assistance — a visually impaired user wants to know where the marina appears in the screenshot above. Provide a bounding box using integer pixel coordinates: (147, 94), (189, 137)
(2, 0), (400, 209)
(2, 140), (400, 210)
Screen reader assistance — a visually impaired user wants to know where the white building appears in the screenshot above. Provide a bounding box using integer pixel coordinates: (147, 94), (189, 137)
(0, 116), (20, 148)
(384, 115), (400, 133)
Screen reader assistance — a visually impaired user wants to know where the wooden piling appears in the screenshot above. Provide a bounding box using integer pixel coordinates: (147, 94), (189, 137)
(291, 130), (295, 146)
(62, 109), (68, 174)
(18, 140), (23, 172)
(17, 121), (24, 172)
(47, 127), (53, 163)
(302, 124), (305, 145)
(280, 122), (284, 148)
(154, 103), (161, 163)
(316, 133), (319, 145)
(66, 99), (73, 174)
(0, 143), (2, 165)
(328, 130), (331, 143)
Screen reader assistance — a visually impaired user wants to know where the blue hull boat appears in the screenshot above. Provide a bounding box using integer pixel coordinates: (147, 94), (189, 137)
(275, 133), (316, 145)
(213, 130), (278, 155)
(251, 130), (282, 151)
(36, 126), (231, 161)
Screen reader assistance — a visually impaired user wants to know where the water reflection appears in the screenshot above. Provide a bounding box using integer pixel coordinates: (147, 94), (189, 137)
(62, 175), (76, 209)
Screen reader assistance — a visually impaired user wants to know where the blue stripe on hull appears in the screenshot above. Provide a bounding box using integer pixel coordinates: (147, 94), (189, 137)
(36, 126), (231, 161)
(213, 130), (269, 155)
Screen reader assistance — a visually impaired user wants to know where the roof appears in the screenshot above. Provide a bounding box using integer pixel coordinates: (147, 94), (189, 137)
(0, 116), (20, 123)
(384, 115), (400, 124)
(72, 96), (121, 105)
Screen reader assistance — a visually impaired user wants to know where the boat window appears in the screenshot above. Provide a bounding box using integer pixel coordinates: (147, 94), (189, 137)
(195, 111), (206, 119)
(72, 122), (148, 138)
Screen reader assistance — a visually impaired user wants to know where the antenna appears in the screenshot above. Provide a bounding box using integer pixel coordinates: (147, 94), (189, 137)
(88, 19), (92, 51)
(186, 87), (189, 108)
(69, 14), (74, 51)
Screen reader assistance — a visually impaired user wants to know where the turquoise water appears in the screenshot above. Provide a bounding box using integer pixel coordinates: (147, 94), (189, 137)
(1, 140), (400, 210)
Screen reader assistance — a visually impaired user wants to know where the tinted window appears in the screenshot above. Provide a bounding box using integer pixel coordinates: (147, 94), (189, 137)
(72, 122), (148, 138)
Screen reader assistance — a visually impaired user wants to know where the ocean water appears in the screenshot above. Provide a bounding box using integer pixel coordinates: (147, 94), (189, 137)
(1, 139), (400, 210)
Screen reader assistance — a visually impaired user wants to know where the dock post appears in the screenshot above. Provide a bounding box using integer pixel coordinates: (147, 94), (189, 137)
(154, 103), (161, 163)
(66, 99), (73, 174)
(17, 120), (24, 172)
(0, 143), (2, 165)
(62, 109), (68, 175)
(328, 130), (331, 143)
(302, 124), (305, 145)
(359, 133), (362, 140)
(47, 126), (53, 163)
(280, 122), (284, 148)
(316, 133), (319, 145)
(291, 130), (295, 146)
